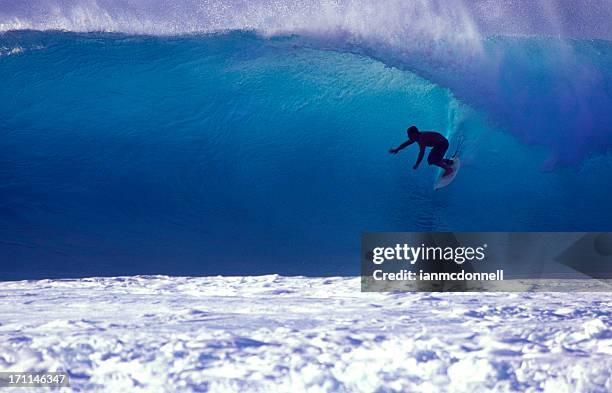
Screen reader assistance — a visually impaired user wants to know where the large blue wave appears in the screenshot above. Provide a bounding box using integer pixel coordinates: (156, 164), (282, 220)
(1, 1), (612, 278)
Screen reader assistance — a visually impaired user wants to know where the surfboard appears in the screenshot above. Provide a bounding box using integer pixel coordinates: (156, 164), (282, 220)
(434, 157), (460, 190)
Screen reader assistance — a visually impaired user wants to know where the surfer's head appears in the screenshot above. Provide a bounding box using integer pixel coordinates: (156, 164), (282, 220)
(407, 125), (419, 141)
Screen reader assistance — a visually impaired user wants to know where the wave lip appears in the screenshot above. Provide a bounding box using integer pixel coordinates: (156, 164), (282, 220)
(0, 0), (485, 58)
(3, 1), (612, 42)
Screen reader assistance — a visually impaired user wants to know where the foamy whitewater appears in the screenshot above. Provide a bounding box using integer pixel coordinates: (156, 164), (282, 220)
(0, 276), (611, 392)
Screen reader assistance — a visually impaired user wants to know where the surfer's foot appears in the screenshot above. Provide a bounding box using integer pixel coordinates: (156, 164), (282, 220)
(443, 168), (454, 177)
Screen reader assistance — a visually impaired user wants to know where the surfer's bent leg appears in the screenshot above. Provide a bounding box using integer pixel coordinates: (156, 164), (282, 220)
(427, 140), (449, 166)
(428, 140), (453, 176)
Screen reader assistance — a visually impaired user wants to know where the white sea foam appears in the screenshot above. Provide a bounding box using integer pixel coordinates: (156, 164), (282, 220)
(0, 275), (610, 392)
(0, 46), (23, 56)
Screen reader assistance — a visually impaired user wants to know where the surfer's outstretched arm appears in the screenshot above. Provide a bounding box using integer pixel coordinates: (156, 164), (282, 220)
(389, 140), (414, 154)
(413, 145), (425, 169)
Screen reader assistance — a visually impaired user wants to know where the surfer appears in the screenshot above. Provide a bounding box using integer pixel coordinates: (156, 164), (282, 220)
(389, 126), (454, 177)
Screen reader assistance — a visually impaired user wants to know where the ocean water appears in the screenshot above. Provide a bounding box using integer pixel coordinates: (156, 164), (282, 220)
(1, 1), (612, 279)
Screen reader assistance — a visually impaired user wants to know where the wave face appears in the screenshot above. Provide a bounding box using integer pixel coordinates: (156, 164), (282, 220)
(1, 2), (612, 278)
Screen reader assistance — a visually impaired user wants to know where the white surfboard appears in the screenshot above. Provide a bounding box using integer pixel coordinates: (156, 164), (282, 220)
(434, 157), (460, 190)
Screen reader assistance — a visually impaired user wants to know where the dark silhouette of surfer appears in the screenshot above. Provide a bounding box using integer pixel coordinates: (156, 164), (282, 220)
(389, 126), (454, 176)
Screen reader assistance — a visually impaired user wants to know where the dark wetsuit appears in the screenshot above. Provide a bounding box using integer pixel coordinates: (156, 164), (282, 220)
(417, 131), (449, 165)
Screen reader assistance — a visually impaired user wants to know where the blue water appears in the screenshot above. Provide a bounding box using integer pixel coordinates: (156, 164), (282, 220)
(1, 5), (612, 279)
